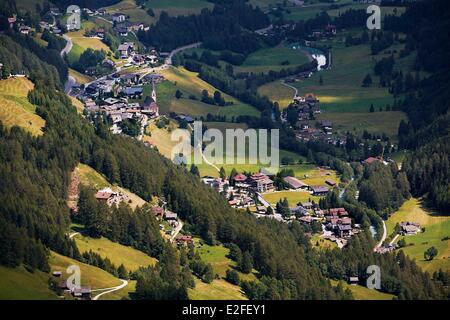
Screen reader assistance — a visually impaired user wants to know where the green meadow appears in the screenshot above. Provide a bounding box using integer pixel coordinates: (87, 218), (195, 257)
(73, 234), (157, 271)
(0, 266), (56, 300)
(386, 198), (450, 273)
(156, 67), (260, 119)
(235, 46), (311, 74)
(188, 239), (258, 300)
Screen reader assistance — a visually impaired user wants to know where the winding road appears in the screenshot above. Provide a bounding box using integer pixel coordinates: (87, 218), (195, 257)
(92, 279), (129, 300)
(280, 80), (298, 98)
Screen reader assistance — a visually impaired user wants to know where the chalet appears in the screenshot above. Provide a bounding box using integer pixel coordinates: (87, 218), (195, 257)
(52, 271), (62, 277)
(248, 172), (274, 193)
(115, 26), (129, 37)
(49, 7), (61, 16)
(19, 26), (31, 35)
(283, 176), (307, 190)
(400, 222), (420, 235)
(164, 211), (178, 221)
(291, 205), (308, 216)
(102, 59), (115, 69)
(233, 173), (247, 185)
(143, 73), (164, 83)
(176, 114), (194, 123)
(118, 43), (133, 58)
(146, 54), (158, 64)
(298, 216), (313, 224)
(301, 202), (313, 210)
(96, 28), (105, 38)
(325, 24), (337, 36)
(325, 179), (337, 187)
(256, 206), (267, 214)
(176, 235), (194, 247)
(112, 13), (126, 23)
(311, 185), (329, 196)
(304, 93), (319, 104)
(363, 157), (380, 165)
(349, 276), (359, 285)
(95, 187), (128, 207)
(8, 16), (16, 28)
(129, 22), (144, 31)
(133, 54), (146, 66)
(151, 206), (164, 218)
(321, 121), (333, 134)
(328, 208), (348, 217)
(120, 73), (140, 85)
(122, 86), (143, 99)
(72, 287), (91, 300)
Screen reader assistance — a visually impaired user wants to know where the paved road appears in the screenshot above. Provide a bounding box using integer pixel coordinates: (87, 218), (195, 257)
(389, 234), (399, 246)
(165, 42), (202, 65)
(92, 279), (129, 300)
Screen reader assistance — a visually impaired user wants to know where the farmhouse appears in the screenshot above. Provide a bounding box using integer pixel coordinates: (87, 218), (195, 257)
(283, 176), (308, 190)
(176, 235), (194, 247)
(325, 179), (337, 187)
(151, 206), (164, 219)
(71, 287), (91, 300)
(118, 43), (134, 58)
(94, 187), (129, 207)
(112, 12), (126, 23)
(400, 222), (421, 235)
(311, 185), (329, 196)
(164, 211), (178, 221)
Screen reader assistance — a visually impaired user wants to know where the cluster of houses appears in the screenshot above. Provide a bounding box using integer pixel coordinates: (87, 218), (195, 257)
(285, 203), (361, 247)
(80, 72), (164, 133)
(94, 187), (130, 207)
(52, 271), (92, 300)
(308, 24), (337, 40)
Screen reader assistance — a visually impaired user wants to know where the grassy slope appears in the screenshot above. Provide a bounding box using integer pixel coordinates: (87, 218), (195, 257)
(76, 163), (148, 208)
(49, 252), (122, 289)
(73, 234), (157, 271)
(330, 279), (395, 300)
(188, 240), (257, 300)
(315, 111), (408, 139)
(0, 266), (56, 300)
(69, 68), (93, 85)
(0, 78), (45, 136)
(157, 67), (260, 119)
(258, 80), (295, 109)
(386, 198), (450, 273)
(235, 46), (310, 74)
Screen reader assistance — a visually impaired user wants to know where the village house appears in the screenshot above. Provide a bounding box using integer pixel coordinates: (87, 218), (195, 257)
(311, 185), (329, 196)
(325, 179), (337, 187)
(291, 205), (308, 216)
(112, 12), (126, 23)
(118, 43), (134, 58)
(94, 187), (129, 207)
(176, 235), (194, 247)
(248, 172), (274, 193)
(164, 211), (178, 222)
(400, 222), (421, 235)
(72, 287), (92, 300)
(151, 206), (164, 219)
